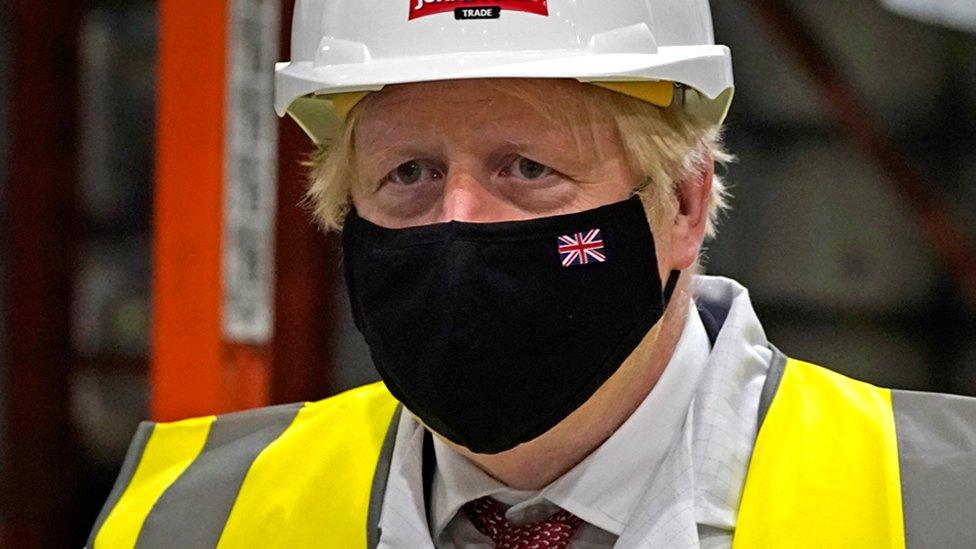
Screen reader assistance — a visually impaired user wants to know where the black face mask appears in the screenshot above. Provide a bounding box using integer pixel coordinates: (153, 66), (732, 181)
(342, 196), (679, 454)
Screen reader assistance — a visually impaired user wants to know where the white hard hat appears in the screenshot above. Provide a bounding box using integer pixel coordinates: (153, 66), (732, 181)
(275, 0), (734, 143)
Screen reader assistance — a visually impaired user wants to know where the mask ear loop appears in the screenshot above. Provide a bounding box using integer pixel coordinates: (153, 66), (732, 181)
(662, 269), (681, 308)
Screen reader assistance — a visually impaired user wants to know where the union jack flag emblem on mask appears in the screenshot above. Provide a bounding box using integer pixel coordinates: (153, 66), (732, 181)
(558, 229), (606, 267)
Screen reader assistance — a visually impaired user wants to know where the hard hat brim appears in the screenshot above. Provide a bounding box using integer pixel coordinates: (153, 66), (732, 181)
(276, 45), (733, 142)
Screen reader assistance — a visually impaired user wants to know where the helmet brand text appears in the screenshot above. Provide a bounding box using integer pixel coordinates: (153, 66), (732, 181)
(410, 0), (548, 20)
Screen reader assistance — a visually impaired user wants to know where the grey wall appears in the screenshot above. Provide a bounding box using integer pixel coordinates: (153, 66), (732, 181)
(707, 0), (976, 394)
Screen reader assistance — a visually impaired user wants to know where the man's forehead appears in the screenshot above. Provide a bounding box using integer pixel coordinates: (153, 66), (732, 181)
(361, 79), (593, 121)
(355, 78), (618, 148)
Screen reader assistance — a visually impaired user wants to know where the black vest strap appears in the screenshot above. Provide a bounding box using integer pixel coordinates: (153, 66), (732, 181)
(696, 302), (721, 348)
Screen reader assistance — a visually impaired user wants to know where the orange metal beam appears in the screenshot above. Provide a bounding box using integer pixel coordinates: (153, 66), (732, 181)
(153, 0), (269, 421)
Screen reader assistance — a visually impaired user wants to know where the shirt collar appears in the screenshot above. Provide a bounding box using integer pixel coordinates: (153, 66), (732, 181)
(689, 275), (773, 532)
(427, 297), (712, 539)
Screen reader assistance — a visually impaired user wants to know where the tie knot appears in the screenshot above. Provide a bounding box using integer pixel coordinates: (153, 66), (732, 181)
(462, 496), (584, 549)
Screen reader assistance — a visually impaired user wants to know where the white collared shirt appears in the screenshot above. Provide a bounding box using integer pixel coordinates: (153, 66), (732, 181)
(377, 276), (772, 548)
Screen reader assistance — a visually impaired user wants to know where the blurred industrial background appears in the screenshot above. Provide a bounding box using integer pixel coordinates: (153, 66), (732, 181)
(1, 0), (975, 546)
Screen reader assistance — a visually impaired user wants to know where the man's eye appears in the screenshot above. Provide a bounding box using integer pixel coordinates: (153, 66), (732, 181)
(384, 160), (443, 186)
(502, 156), (553, 181)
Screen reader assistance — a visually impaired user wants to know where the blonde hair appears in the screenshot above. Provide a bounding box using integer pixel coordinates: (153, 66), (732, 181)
(304, 79), (731, 237)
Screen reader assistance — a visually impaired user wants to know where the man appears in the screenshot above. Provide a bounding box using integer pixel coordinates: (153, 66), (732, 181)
(89, 1), (976, 547)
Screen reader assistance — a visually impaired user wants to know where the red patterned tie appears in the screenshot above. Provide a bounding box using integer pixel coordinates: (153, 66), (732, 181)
(462, 496), (584, 549)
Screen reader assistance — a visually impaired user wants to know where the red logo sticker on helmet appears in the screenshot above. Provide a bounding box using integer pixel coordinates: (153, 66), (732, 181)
(410, 0), (548, 20)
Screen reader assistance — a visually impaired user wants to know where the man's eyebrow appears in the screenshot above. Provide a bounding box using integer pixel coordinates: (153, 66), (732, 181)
(357, 146), (435, 178)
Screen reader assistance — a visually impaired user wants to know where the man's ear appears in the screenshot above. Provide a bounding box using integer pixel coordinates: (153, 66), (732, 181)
(668, 151), (714, 271)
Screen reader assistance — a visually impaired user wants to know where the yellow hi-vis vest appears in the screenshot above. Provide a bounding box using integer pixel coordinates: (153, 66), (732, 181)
(89, 350), (976, 548)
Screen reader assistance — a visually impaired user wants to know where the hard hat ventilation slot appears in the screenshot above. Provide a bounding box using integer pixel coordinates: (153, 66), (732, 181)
(587, 24), (659, 55)
(315, 38), (371, 67)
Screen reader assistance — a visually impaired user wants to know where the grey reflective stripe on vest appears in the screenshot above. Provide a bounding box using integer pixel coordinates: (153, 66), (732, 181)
(87, 421), (156, 548)
(367, 404), (403, 549)
(757, 344), (788, 428)
(892, 389), (976, 548)
(134, 402), (303, 548)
